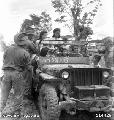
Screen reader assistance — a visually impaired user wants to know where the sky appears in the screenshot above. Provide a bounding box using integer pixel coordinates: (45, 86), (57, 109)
(0, 0), (113, 45)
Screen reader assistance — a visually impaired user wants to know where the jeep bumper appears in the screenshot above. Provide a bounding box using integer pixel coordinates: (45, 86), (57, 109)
(58, 98), (112, 113)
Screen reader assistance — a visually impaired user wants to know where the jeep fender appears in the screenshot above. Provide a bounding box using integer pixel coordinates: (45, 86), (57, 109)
(39, 72), (61, 82)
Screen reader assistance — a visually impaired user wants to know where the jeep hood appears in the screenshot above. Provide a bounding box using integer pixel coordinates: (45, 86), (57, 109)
(41, 64), (93, 76)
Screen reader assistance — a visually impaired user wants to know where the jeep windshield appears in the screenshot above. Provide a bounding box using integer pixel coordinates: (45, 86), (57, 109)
(39, 39), (88, 57)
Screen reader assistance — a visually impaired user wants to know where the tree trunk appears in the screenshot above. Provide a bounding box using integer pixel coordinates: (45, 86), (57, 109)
(71, 8), (80, 41)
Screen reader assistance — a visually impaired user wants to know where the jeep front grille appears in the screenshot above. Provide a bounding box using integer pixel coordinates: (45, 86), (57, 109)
(69, 68), (103, 86)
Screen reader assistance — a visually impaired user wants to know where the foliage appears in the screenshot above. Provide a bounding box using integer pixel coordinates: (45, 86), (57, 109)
(102, 36), (113, 48)
(20, 11), (52, 35)
(52, 0), (102, 40)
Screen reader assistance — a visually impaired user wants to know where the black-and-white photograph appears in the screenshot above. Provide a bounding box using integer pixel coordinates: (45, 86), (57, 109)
(0, 0), (113, 120)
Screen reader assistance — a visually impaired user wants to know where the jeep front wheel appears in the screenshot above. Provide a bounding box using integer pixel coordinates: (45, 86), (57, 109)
(38, 84), (60, 120)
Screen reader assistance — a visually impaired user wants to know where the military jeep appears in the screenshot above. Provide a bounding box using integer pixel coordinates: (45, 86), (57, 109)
(35, 39), (113, 120)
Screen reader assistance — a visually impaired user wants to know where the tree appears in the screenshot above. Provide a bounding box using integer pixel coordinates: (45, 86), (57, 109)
(51, 0), (102, 41)
(20, 11), (52, 35)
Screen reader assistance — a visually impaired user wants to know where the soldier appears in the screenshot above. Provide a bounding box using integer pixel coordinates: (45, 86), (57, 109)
(51, 28), (66, 54)
(50, 28), (61, 49)
(14, 31), (39, 75)
(36, 30), (48, 56)
(88, 37), (113, 68)
(25, 30), (37, 44)
(14, 32), (38, 55)
(39, 47), (49, 57)
(38, 29), (61, 57)
(52, 28), (61, 40)
(37, 30), (47, 45)
(14, 31), (40, 111)
(62, 37), (69, 50)
(0, 32), (39, 120)
(92, 54), (101, 67)
(98, 37), (113, 68)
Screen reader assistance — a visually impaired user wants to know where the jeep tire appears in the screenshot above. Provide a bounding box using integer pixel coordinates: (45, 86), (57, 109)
(38, 84), (60, 120)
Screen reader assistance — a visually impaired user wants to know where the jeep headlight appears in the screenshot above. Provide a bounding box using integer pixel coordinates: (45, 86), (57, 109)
(61, 71), (69, 79)
(103, 71), (109, 78)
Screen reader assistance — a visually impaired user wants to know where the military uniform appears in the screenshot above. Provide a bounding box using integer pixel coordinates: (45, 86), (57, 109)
(0, 45), (39, 120)
(98, 47), (113, 69)
(104, 46), (114, 68)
